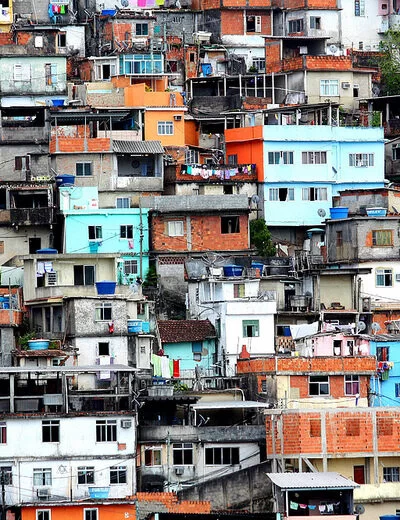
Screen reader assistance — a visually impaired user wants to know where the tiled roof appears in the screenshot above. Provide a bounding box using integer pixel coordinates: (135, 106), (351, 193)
(158, 319), (216, 344)
(112, 140), (164, 154)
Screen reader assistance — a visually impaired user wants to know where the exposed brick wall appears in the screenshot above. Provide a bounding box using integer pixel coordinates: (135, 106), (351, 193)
(266, 409), (400, 458)
(284, 0), (337, 7)
(136, 492), (211, 514)
(221, 11), (244, 34)
(49, 138), (112, 153)
(305, 55), (352, 70)
(265, 40), (281, 73)
(151, 214), (249, 252)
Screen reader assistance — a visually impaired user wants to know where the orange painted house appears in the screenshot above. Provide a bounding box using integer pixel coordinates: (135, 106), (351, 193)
(225, 126), (264, 182)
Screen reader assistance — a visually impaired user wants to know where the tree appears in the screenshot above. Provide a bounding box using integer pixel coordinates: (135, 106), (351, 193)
(378, 29), (400, 95)
(250, 218), (276, 257)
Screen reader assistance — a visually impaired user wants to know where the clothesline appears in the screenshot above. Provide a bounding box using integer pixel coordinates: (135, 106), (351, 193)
(290, 501), (340, 513)
(181, 163), (256, 179)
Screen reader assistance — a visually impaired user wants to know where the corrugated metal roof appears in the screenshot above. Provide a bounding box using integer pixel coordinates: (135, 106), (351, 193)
(112, 140), (164, 154)
(191, 400), (271, 410)
(267, 472), (359, 490)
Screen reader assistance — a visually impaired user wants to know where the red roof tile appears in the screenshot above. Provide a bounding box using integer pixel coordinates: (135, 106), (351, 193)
(158, 320), (216, 344)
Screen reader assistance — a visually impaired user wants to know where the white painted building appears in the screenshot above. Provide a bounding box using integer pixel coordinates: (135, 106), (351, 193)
(187, 276), (276, 374)
(0, 413), (136, 505)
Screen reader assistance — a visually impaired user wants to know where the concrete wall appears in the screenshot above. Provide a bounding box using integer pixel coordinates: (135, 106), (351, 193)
(319, 274), (353, 309)
(178, 461), (273, 512)
(67, 298), (130, 337)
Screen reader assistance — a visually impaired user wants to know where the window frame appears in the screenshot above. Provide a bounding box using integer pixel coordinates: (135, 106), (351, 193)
(120, 225), (134, 239)
(349, 153), (374, 167)
(172, 442), (193, 465)
(355, 0), (365, 16)
(33, 468), (52, 487)
(88, 225), (102, 241)
(84, 509), (98, 520)
(144, 447), (162, 466)
(383, 466), (400, 482)
(96, 419), (117, 442)
(157, 121), (174, 135)
(74, 265), (95, 286)
(0, 466), (12, 485)
(310, 16), (321, 29)
(37, 511), (51, 520)
(95, 302), (112, 322)
(110, 465), (127, 484)
(376, 267), (393, 287)
(288, 18), (303, 33)
(0, 422), (6, 444)
(76, 162), (92, 177)
(124, 259), (138, 275)
(301, 187), (327, 201)
(320, 79), (339, 97)
(42, 420), (60, 443)
(309, 375), (329, 396)
(301, 151), (327, 164)
(268, 151), (294, 165)
(98, 341), (110, 356)
(77, 466), (95, 485)
(242, 319), (259, 338)
(167, 220), (184, 237)
(45, 63), (57, 86)
(269, 187), (295, 201)
(372, 230), (393, 247)
(345, 375), (360, 396)
(116, 197), (130, 209)
(221, 216), (240, 234)
(205, 446), (240, 466)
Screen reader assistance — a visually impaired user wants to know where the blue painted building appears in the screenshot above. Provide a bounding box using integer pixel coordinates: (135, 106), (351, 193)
(262, 126), (385, 227)
(62, 207), (149, 282)
(369, 336), (399, 407)
(158, 320), (217, 379)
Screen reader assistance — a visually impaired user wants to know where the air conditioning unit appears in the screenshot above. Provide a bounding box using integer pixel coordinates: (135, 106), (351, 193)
(395, 273), (400, 282)
(175, 467), (184, 475)
(45, 272), (57, 287)
(174, 115), (182, 121)
(143, 9), (152, 15)
(37, 488), (51, 500)
(353, 84), (360, 89)
(121, 419), (132, 429)
(341, 82), (351, 89)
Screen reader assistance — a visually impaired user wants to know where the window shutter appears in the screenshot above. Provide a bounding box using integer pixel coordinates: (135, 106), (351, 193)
(255, 16), (261, 33)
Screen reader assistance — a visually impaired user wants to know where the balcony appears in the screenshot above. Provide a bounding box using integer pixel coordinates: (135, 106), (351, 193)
(139, 424), (266, 442)
(10, 207), (54, 227)
(50, 137), (112, 153)
(178, 163), (257, 183)
(0, 127), (48, 143)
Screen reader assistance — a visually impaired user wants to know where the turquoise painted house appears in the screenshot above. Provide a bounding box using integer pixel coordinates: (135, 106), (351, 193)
(262, 126), (385, 227)
(370, 334), (400, 407)
(61, 191), (149, 282)
(158, 320), (217, 378)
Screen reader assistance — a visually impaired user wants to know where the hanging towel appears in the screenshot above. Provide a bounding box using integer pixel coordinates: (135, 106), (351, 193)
(319, 505), (326, 513)
(151, 354), (162, 377)
(161, 355), (171, 378)
(299, 504), (307, 509)
(156, 0), (165, 5)
(290, 502), (298, 510)
(37, 262), (45, 275)
(308, 505), (316, 511)
(326, 504), (334, 513)
(137, 0), (146, 6)
(128, 239), (134, 249)
(44, 261), (53, 273)
(173, 359), (180, 378)
(60, 5), (66, 13)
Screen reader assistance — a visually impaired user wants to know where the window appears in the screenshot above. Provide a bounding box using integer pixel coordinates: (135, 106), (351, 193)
(145, 447), (162, 466)
(98, 342), (109, 356)
(124, 260), (138, 275)
(224, 185), (234, 194)
(42, 420), (60, 443)
(37, 511), (50, 520)
(96, 419), (117, 442)
(14, 63), (31, 81)
(377, 346), (389, 361)
(349, 153), (374, 167)
(233, 283), (245, 298)
(76, 162), (92, 176)
(120, 225), (133, 239)
(88, 226), (102, 241)
(288, 19), (303, 33)
(158, 121), (173, 135)
(310, 16), (321, 29)
(302, 187), (327, 201)
(136, 23), (149, 35)
(376, 268), (393, 287)
(396, 383), (400, 398)
(355, 0), (365, 16)
(268, 151), (294, 165)
(320, 79), (339, 96)
(45, 64), (57, 86)
(228, 154), (238, 165)
(192, 341), (202, 362)
(269, 188), (294, 201)
(336, 231), (343, 247)
(15, 156), (30, 171)
(383, 467), (400, 482)
(302, 151), (327, 164)
(309, 375), (329, 396)
(74, 265), (95, 286)
(95, 302), (112, 321)
(110, 466), (127, 484)
(246, 15), (261, 33)
(205, 447), (240, 465)
(77, 467), (94, 485)
(167, 220), (184, 237)
(119, 54), (163, 75)
(57, 33), (66, 48)
(243, 320), (259, 338)
(221, 216), (240, 234)
(392, 146), (400, 160)
(372, 230), (393, 246)
(252, 58), (265, 73)
(0, 423), (6, 444)
(33, 468), (52, 486)
(116, 197), (130, 208)
(173, 443), (193, 465)
(345, 375), (360, 395)
(84, 509), (98, 520)
(185, 149), (200, 164)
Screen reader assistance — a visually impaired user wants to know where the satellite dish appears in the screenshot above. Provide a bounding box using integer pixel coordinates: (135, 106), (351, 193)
(120, 0), (129, 5)
(329, 44), (338, 54)
(371, 322), (381, 333)
(318, 208), (326, 217)
(251, 194), (260, 205)
(354, 504), (365, 515)
(356, 321), (366, 333)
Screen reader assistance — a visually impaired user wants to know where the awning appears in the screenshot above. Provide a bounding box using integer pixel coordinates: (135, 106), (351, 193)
(112, 140), (164, 154)
(267, 472), (359, 490)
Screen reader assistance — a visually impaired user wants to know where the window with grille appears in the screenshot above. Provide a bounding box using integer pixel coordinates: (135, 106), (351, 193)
(124, 260), (138, 275)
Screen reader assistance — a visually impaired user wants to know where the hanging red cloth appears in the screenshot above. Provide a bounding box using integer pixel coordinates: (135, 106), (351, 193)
(173, 359), (180, 378)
